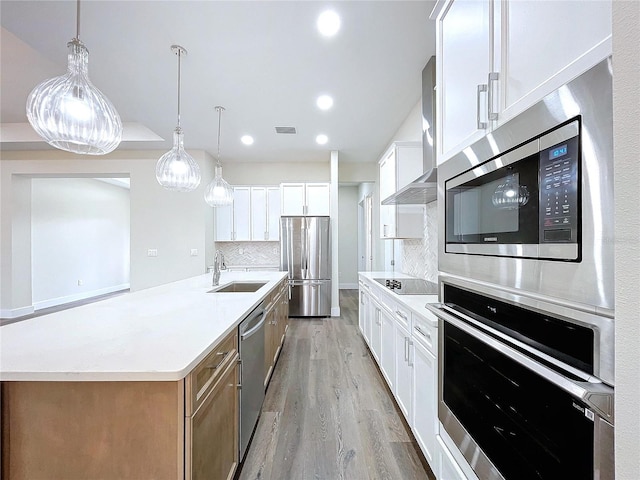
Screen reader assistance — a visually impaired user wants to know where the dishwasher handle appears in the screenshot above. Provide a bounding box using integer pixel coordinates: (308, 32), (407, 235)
(240, 312), (266, 340)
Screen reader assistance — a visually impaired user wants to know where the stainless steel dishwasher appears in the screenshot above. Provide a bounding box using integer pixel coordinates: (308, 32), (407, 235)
(238, 301), (266, 460)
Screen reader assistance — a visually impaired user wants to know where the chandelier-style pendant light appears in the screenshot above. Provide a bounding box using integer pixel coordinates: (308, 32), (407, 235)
(26, 0), (122, 155)
(156, 45), (201, 192)
(204, 106), (234, 207)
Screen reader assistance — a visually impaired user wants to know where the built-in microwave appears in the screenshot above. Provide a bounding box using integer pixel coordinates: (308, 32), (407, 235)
(445, 119), (580, 261)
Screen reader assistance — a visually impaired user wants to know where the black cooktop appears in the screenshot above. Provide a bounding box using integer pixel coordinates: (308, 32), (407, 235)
(373, 278), (439, 295)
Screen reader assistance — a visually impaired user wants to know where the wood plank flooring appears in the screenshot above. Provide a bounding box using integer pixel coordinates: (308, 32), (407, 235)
(238, 290), (436, 480)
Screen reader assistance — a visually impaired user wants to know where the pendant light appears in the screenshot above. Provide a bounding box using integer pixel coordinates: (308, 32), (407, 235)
(491, 173), (530, 210)
(204, 106), (234, 207)
(156, 45), (201, 192)
(26, 0), (122, 155)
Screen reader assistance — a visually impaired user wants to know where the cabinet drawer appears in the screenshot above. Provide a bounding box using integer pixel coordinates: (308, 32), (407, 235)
(187, 330), (238, 415)
(392, 302), (411, 331)
(412, 312), (436, 354)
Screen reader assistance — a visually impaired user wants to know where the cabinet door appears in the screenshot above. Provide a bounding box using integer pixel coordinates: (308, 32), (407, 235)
(499, 1), (611, 126)
(215, 204), (233, 241)
(363, 291), (372, 346)
(251, 187), (267, 241)
(437, 0), (493, 164)
(266, 187), (281, 240)
(437, 435), (470, 480)
(394, 323), (412, 420)
(370, 302), (382, 363)
(233, 187), (251, 241)
(264, 306), (276, 386)
(281, 183), (305, 216)
(380, 308), (396, 388)
(305, 183), (330, 216)
(358, 286), (366, 335)
(412, 342), (437, 467)
(188, 360), (239, 480)
(379, 149), (396, 238)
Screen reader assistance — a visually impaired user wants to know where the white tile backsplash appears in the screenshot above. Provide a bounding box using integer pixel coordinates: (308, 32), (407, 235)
(400, 202), (438, 282)
(215, 241), (280, 267)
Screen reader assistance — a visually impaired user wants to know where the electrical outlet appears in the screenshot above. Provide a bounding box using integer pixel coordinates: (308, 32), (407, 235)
(147, 249), (158, 257)
(239, 248), (244, 255)
(77, 280), (83, 286)
(190, 249), (198, 256)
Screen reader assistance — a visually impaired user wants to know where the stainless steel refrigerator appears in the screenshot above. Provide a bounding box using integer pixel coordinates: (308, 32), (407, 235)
(280, 216), (331, 317)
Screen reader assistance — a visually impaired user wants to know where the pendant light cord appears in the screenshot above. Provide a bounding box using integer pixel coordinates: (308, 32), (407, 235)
(76, 0), (81, 39)
(177, 50), (182, 129)
(215, 106), (225, 167)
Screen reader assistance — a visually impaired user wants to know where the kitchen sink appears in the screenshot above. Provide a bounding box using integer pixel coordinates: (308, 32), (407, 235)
(208, 281), (267, 293)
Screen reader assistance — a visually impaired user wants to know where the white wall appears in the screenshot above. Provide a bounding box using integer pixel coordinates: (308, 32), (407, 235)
(0, 149), (215, 317)
(613, 1), (640, 478)
(338, 185), (359, 288)
(31, 178), (130, 309)
(222, 161), (329, 185)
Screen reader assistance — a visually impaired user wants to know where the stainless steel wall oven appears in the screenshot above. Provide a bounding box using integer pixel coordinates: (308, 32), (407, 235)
(428, 277), (614, 480)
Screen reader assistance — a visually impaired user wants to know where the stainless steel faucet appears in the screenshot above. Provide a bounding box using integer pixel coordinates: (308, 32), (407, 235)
(212, 249), (226, 286)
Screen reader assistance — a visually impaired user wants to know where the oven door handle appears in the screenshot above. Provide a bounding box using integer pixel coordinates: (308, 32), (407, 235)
(426, 303), (615, 423)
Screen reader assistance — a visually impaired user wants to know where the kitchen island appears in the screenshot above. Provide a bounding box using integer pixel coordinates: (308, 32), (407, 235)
(0, 270), (288, 480)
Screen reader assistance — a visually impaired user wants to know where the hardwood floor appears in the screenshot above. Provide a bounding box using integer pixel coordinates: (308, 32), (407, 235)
(238, 290), (436, 480)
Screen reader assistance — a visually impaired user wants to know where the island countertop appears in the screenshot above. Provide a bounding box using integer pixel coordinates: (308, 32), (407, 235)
(0, 271), (287, 382)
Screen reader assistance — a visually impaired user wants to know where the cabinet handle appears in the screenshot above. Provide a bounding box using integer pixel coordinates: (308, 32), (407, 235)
(476, 83), (488, 130)
(395, 310), (407, 321)
(404, 336), (409, 362)
(414, 325), (431, 340)
(408, 341), (414, 367)
(206, 351), (230, 371)
(488, 72), (499, 121)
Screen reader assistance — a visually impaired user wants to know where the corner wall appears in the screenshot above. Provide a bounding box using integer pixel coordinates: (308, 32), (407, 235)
(0, 149), (215, 317)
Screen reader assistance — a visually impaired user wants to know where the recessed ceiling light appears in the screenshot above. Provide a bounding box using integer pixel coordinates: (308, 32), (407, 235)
(316, 134), (328, 145)
(241, 135), (254, 145)
(316, 95), (334, 111)
(317, 10), (341, 37)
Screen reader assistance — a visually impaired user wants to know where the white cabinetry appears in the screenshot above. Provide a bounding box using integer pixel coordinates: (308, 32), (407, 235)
(379, 142), (424, 239)
(281, 183), (330, 216)
(379, 307), (396, 389)
(394, 321), (413, 420)
(437, 435), (468, 480)
(370, 300), (382, 363)
(250, 186), (281, 241)
(412, 312), (438, 468)
(215, 186), (280, 242)
(434, 0), (612, 164)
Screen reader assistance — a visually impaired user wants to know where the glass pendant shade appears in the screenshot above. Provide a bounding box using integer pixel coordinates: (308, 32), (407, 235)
(26, 39), (122, 155)
(204, 165), (234, 206)
(156, 127), (201, 192)
(492, 173), (530, 210)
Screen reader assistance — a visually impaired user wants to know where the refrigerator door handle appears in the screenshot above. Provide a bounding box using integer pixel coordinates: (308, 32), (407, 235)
(287, 219), (294, 279)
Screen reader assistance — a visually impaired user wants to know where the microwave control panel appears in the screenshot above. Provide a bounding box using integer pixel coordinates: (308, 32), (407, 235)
(539, 135), (579, 243)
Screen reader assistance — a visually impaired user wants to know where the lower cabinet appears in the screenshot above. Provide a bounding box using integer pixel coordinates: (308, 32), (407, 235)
(380, 308), (396, 388)
(412, 339), (438, 467)
(264, 280), (289, 387)
(394, 321), (413, 420)
(186, 359), (239, 480)
(370, 301), (382, 362)
(437, 435), (468, 480)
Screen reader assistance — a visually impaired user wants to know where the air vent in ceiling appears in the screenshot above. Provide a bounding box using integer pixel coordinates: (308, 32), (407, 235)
(275, 126), (297, 134)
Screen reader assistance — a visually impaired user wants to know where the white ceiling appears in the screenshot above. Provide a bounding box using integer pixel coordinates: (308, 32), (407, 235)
(0, 1), (436, 164)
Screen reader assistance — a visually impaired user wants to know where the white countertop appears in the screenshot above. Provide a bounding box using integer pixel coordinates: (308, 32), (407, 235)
(359, 271), (440, 326)
(0, 271), (287, 382)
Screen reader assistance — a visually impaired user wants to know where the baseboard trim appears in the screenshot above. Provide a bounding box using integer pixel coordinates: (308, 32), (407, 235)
(0, 305), (35, 319)
(33, 284), (130, 311)
(339, 283), (358, 290)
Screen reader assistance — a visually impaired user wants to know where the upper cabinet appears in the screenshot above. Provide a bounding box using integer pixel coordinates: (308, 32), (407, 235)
(434, 0), (612, 165)
(379, 142), (424, 239)
(215, 186), (280, 242)
(281, 183), (330, 216)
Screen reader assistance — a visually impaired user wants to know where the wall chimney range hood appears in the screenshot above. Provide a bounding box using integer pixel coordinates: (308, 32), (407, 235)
(382, 56), (437, 206)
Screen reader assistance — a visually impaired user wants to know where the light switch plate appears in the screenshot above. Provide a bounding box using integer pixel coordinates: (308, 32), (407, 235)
(190, 249), (198, 256)
(147, 249), (158, 257)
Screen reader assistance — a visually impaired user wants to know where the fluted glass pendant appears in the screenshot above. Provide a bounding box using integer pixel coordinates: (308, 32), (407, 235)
(156, 127), (201, 192)
(204, 165), (234, 206)
(204, 106), (234, 207)
(25, 2), (122, 155)
(156, 45), (201, 191)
